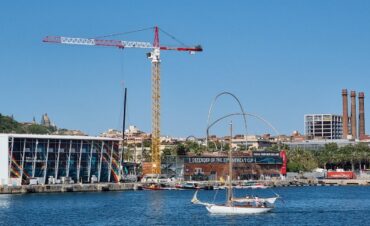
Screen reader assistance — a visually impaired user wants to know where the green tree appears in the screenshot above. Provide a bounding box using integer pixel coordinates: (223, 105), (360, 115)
(176, 144), (187, 156)
(221, 143), (230, 152)
(320, 143), (339, 169)
(143, 140), (151, 148)
(286, 148), (318, 172)
(27, 124), (50, 134)
(0, 115), (25, 133)
(266, 143), (289, 152)
(185, 141), (205, 156)
(0, 114), (57, 134)
(287, 161), (302, 172)
(162, 148), (173, 156)
(142, 148), (151, 162)
(337, 145), (353, 170)
(207, 141), (219, 151)
(353, 143), (369, 170)
(237, 144), (247, 151)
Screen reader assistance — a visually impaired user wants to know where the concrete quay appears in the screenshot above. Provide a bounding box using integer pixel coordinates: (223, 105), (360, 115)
(1, 179), (369, 195)
(263, 178), (370, 187)
(0, 183), (137, 194)
(317, 179), (370, 186)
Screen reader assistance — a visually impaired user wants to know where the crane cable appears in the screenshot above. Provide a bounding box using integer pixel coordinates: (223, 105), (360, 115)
(92, 26), (191, 48)
(92, 27), (155, 39)
(158, 27), (189, 47)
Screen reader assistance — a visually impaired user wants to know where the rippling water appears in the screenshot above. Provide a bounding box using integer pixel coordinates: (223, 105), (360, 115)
(0, 186), (370, 225)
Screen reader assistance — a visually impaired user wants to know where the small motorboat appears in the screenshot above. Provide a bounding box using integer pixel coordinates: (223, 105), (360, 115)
(249, 183), (269, 189)
(242, 181), (269, 189)
(176, 181), (202, 190)
(142, 183), (163, 190)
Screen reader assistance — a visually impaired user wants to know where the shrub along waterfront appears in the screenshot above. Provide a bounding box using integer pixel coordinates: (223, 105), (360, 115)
(287, 143), (370, 172)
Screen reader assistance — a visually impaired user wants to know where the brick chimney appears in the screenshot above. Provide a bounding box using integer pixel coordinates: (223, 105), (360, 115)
(359, 92), (365, 139)
(351, 91), (357, 139)
(342, 89), (349, 139)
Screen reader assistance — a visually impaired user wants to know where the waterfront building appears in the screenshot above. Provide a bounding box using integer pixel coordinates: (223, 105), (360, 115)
(207, 134), (276, 151)
(101, 126), (150, 145)
(100, 129), (123, 139)
(182, 151), (287, 181)
(233, 135), (274, 150)
(304, 114), (343, 140)
(284, 139), (357, 151)
(53, 129), (86, 136)
(0, 134), (122, 186)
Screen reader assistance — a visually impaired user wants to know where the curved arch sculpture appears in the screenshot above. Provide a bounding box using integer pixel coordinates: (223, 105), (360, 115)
(206, 92), (248, 150)
(207, 112), (281, 150)
(185, 135), (198, 142)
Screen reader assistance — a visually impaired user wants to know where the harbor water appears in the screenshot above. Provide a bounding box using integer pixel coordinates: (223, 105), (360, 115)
(0, 186), (370, 225)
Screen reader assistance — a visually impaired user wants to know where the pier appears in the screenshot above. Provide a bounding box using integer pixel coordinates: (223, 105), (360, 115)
(2, 178), (370, 195)
(263, 179), (370, 187)
(0, 183), (136, 194)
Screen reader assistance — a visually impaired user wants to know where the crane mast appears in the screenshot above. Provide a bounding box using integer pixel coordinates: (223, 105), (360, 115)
(151, 58), (161, 174)
(43, 26), (202, 176)
(147, 27), (161, 173)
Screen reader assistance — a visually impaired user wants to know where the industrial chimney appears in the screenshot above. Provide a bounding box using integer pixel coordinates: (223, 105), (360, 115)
(359, 92), (365, 139)
(342, 89), (349, 139)
(351, 91), (357, 139)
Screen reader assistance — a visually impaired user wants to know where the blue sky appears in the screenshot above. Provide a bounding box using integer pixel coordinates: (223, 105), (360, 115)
(1, 1), (370, 137)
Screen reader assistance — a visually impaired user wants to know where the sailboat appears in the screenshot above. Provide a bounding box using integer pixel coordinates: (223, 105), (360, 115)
(191, 122), (279, 214)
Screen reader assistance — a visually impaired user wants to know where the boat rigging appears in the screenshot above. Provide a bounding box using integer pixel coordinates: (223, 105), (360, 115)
(191, 121), (280, 214)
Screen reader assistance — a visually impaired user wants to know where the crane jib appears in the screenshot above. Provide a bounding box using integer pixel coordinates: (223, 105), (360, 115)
(45, 36), (154, 49)
(44, 36), (202, 52)
(60, 37), (153, 48)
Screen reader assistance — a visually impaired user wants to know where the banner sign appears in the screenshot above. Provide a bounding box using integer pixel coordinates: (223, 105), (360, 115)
(252, 152), (280, 157)
(184, 156), (282, 164)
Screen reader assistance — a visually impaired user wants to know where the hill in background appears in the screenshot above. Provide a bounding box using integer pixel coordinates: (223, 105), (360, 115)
(0, 113), (85, 135)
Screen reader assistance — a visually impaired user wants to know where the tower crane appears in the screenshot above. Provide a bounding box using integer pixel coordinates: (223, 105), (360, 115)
(43, 26), (202, 174)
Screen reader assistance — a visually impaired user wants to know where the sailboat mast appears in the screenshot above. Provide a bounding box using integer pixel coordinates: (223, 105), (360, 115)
(122, 87), (127, 167)
(122, 87), (127, 142)
(227, 121), (233, 206)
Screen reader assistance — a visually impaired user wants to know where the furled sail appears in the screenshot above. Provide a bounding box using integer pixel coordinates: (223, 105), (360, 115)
(232, 196), (278, 204)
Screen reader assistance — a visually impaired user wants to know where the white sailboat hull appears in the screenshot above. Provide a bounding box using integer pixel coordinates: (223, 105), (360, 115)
(192, 184), (275, 215)
(206, 204), (273, 214)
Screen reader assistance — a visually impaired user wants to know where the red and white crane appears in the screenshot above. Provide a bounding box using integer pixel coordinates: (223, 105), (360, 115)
(43, 26), (202, 174)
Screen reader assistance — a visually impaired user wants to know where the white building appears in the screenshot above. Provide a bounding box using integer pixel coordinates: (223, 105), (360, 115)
(0, 134), (122, 186)
(284, 139), (356, 151)
(232, 135), (273, 150)
(304, 114), (343, 140)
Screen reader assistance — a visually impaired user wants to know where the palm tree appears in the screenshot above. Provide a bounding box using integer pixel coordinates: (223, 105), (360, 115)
(337, 146), (349, 169)
(354, 143), (369, 171)
(286, 148), (317, 172)
(321, 143), (339, 169)
(315, 149), (329, 169)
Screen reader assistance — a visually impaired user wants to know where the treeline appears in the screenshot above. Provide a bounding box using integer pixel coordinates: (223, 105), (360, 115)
(0, 114), (56, 134)
(287, 143), (370, 172)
